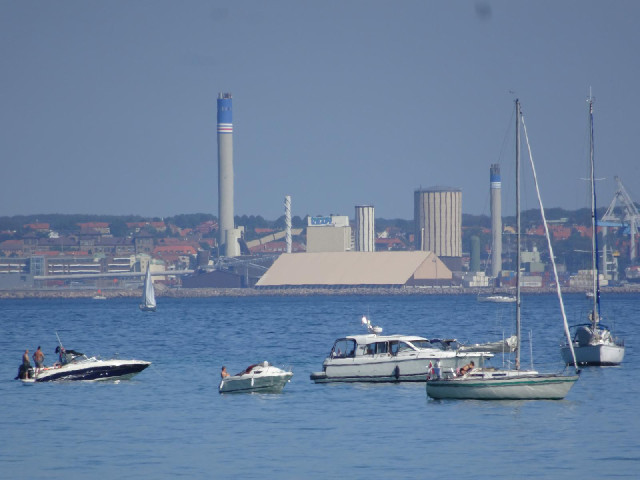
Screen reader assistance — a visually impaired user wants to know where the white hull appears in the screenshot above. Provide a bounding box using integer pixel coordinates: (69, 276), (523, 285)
(22, 358), (151, 382)
(426, 370), (579, 400)
(561, 343), (624, 366)
(219, 363), (293, 393)
(477, 295), (516, 303)
(311, 351), (489, 383)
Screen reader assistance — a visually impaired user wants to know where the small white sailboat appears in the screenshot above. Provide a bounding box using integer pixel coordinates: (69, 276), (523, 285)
(561, 96), (624, 366)
(139, 264), (156, 312)
(427, 99), (580, 400)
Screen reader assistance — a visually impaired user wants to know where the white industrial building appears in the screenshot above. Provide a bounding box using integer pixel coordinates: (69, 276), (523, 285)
(306, 215), (352, 253)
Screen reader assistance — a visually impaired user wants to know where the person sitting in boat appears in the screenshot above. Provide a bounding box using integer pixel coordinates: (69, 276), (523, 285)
(458, 361), (475, 376)
(221, 366), (230, 379)
(55, 346), (83, 365)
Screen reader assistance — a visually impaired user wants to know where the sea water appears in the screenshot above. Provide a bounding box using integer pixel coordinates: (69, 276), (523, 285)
(0, 293), (637, 479)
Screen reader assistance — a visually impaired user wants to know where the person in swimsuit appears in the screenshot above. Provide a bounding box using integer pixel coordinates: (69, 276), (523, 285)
(33, 346), (45, 373)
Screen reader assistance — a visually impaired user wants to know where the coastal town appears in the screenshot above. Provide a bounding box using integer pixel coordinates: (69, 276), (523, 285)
(1, 209), (639, 297)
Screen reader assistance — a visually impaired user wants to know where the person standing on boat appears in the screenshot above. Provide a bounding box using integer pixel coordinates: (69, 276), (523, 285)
(33, 346), (45, 373)
(221, 366), (230, 379)
(22, 349), (31, 368)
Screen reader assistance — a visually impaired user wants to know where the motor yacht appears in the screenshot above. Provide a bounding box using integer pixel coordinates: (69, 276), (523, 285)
(310, 317), (494, 383)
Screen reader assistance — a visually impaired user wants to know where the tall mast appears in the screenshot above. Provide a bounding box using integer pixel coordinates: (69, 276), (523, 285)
(589, 96), (601, 325)
(515, 99), (521, 370)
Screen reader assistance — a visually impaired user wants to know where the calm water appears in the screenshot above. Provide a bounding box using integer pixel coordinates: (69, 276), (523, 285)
(1, 293), (638, 479)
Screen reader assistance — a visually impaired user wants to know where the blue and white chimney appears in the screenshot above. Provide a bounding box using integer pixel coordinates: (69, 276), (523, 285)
(217, 93), (234, 255)
(490, 164), (502, 278)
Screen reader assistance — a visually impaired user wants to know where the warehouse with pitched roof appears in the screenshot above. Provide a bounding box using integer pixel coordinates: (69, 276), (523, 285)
(255, 251), (452, 289)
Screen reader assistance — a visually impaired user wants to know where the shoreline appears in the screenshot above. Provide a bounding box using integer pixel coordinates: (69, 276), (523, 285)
(1, 285), (639, 299)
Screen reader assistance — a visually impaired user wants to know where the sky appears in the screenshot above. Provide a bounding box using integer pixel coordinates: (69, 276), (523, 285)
(1, 1), (639, 221)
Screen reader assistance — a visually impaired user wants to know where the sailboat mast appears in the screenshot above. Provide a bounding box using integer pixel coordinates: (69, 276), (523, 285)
(589, 97), (600, 325)
(515, 99), (521, 370)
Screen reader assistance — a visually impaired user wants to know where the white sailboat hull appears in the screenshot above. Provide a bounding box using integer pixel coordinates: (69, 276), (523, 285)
(561, 343), (624, 366)
(426, 371), (579, 400)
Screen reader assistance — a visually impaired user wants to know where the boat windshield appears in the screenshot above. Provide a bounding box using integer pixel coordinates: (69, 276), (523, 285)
(408, 340), (432, 350)
(331, 339), (356, 358)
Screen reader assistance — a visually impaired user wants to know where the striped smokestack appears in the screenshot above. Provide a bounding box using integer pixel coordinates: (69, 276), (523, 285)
(217, 93), (234, 256)
(490, 163), (502, 277)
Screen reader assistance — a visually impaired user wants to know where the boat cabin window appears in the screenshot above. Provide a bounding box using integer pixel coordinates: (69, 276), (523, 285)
(396, 341), (415, 353)
(364, 342), (388, 355)
(409, 340), (431, 350)
(331, 339), (356, 358)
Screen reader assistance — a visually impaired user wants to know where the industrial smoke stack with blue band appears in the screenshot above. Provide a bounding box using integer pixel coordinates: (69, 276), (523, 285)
(217, 93), (234, 256)
(490, 163), (502, 278)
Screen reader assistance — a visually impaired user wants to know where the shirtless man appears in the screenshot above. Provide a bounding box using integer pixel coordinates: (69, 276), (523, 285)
(221, 366), (230, 379)
(33, 346), (45, 373)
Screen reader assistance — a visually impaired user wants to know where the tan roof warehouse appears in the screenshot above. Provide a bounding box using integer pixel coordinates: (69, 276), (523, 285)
(256, 251), (452, 288)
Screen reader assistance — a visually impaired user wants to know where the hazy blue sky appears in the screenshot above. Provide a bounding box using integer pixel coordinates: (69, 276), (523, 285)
(2, 1), (639, 220)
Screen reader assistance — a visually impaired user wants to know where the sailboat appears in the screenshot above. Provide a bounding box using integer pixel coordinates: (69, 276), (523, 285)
(139, 264), (157, 312)
(426, 99), (580, 400)
(560, 97), (625, 366)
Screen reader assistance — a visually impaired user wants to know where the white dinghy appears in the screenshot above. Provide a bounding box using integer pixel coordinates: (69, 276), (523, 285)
(219, 361), (293, 394)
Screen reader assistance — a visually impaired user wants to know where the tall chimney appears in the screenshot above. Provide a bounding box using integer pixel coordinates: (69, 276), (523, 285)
(217, 93), (234, 256)
(285, 195), (292, 254)
(490, 164), (502, 278)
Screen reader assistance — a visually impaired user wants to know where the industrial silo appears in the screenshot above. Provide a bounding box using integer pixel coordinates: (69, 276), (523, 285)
(355, 205), (375, 252)
(414, 186), (462, 271)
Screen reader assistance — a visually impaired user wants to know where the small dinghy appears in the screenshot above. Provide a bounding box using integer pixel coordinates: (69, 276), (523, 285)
(219, 361), (293, 394)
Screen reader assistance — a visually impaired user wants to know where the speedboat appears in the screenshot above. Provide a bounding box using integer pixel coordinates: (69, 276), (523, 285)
(219, 361), (293, 393)
(477, 294), (516, 303)
(16, 347), (151, 382)
(310, 317), (494, 383)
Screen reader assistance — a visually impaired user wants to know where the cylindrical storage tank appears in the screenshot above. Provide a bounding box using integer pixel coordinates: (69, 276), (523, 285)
(490, 164), (502, 277)
(196, 249), (210, 267)
(470, 235), (481, 272)
(355, 205), (375, 252)
(414, 187), (462, 263)
(217, 92), (234, 254)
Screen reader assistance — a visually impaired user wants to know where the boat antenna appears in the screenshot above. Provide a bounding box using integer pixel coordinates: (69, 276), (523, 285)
(55, 331), (64, 351)
(361, 315), (382, 335)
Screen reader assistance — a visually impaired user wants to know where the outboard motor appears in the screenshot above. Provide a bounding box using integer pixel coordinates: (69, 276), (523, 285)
(16, 364), (34, 380)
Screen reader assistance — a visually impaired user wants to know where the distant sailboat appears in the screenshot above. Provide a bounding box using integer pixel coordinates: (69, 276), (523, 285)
(560, 96), (624, 366)
(139, 265), (156, 312)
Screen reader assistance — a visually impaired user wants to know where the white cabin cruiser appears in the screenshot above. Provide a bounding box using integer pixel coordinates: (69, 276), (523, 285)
(17, 347), (150, 382)
(310, 317), (494, 383)
(219, 361), (293, 393)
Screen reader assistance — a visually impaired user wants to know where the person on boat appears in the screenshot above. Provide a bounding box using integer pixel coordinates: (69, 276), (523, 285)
(16, 349), (33, 380)
(33, 346), (45, 373)
(221, 366), (230, 379)
(458, 361), (475, 376)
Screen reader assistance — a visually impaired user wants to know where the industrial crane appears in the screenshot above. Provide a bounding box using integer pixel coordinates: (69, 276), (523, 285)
(601, 176), (640, 262)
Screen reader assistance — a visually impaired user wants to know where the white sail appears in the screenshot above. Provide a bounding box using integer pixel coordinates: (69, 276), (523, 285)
(140, 264), (156, 311)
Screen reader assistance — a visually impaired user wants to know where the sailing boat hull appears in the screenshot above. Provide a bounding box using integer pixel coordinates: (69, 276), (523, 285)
(139, 305), (156, 312)
(426, 373), (579, 400)
(560, 344), (624, 366)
